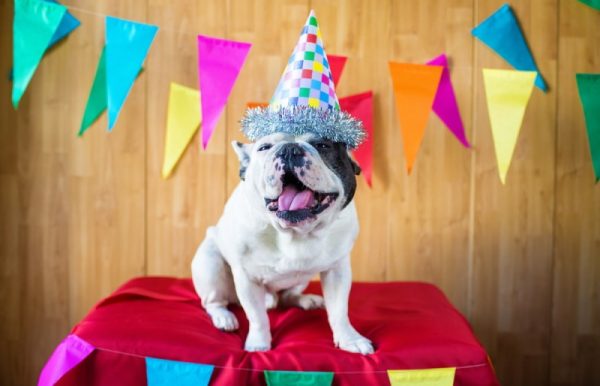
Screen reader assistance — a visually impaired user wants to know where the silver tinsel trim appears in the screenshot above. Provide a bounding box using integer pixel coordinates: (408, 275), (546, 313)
(240, 106), (366, 148)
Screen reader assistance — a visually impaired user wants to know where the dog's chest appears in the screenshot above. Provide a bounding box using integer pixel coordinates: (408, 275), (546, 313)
(241, 231), (338, 290)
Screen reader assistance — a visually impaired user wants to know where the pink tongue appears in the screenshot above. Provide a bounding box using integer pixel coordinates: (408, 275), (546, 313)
(278, 186), (314, 211)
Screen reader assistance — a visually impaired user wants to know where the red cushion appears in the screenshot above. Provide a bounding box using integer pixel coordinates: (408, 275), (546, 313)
(58, 277), (498, 386)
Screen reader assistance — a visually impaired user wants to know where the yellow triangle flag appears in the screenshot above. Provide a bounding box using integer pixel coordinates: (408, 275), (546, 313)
(387, 367), (456, 386)
(162, 83), (202, 179)
(482, 69), (536, 184)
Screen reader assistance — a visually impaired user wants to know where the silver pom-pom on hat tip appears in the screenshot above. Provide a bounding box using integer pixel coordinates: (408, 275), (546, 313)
(240, 105), (366, 149)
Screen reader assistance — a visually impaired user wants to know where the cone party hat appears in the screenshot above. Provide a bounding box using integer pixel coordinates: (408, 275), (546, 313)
(241, 11), (365, 148)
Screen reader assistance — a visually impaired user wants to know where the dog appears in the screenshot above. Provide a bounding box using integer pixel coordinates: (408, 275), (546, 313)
(191, 132), (373, 354)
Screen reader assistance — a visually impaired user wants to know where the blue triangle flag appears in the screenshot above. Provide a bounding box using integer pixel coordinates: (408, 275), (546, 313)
(145, 357), (214, 386)
(105, 16), (158, 130)
(46, 0), (81, 48)
(472, 3), (547, 92)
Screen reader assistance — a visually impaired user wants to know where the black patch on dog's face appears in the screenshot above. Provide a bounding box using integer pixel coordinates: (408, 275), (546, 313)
(309, 139), (359, 208)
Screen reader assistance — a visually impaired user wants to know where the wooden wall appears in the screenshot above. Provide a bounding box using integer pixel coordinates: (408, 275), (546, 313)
(1, 1), (599, 385)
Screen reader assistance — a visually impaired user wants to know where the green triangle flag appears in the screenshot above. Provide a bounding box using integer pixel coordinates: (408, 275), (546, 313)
(79, 46), (108, 136)
(264, 370), (333, 386)
(579, 0), (600, 11)
(576, 74), (600, 182)
(12, 0), (67, 108)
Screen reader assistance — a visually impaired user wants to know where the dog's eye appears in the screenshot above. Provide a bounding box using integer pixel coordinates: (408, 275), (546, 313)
(315, 142), (331, 150)
(258, 144), (272, 152)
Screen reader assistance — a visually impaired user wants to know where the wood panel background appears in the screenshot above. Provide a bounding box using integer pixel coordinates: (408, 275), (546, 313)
(0, 1), (599, 385)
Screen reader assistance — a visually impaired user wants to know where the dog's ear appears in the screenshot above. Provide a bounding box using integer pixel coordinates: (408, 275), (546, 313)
(232, 141), (253, 181)
(348, 152), (361, 175)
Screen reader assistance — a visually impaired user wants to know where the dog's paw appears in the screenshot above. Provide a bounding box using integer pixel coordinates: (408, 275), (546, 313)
(335, 334), (374, 355)
(244, 329), (271, 352)
(265, 292), (278, 310)
(209, 308), (239, 331)
(282, 294), (324, 310)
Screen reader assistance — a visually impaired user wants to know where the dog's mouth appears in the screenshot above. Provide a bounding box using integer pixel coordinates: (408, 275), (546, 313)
(264, 171), (338, 224)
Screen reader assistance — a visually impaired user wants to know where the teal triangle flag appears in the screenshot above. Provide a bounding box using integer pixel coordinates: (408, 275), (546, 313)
(79, 46), (107, 136)
(265, 370), (334, 386)
(145, 357), (214, 386)
(105, 16), (158, 131)
(9, 0), (80, 81)
(472, 3), (547, 92)
(576, 74), (600, 182)
(12, 0), (67, 108)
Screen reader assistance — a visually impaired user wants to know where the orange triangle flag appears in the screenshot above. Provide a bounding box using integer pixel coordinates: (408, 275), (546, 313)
(388, 62), (443, 173)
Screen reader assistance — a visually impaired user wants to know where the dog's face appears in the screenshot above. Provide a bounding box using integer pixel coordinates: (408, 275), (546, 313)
(233, 133), (361, 234)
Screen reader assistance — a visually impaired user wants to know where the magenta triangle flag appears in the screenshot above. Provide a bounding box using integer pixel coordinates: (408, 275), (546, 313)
(38, 334), (95, 386)
(426, 54), (470, 147)
(197, 35), (251, 149)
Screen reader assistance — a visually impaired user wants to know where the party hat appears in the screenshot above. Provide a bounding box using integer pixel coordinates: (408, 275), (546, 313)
(241, 10), (365, 148)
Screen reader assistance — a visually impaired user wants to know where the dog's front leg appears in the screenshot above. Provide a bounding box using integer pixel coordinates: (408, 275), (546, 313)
(231, 269), (271, 351)
(320, 257), (374, 354)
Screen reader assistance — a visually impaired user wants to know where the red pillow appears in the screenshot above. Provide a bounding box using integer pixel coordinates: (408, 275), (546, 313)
(57, 277), (498, 386)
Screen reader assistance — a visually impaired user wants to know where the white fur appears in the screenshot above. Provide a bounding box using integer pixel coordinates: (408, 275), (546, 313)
(191, 133), (373, 354)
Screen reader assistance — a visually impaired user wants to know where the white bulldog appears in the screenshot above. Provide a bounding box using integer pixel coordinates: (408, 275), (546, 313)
(191, 132), (373, 354)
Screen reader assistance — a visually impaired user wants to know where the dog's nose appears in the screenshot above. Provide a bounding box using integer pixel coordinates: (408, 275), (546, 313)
(276, 143), (305, 165)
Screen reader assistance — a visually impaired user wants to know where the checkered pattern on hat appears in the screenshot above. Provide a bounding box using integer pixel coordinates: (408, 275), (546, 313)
(270, 10), (340, 111)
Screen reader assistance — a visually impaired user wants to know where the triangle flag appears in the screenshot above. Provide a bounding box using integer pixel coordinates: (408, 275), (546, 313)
(197, 35), (251, 149)
(472, 4), (547, 91)
(388, 62), (443, 174)
(575, 74), (600, 182)
(79, 46), (108, 136)
(264, 370), (334, 386)
(105, 16), (158, 131)
(426, 54), (470, 147)
(482, 69), (536, 184)
(328, 55), (348, 87)
(46, 0), (80, 48)
(162, 83), (202, 178)
(579, 0), (600, 11)
(12, 0), (66, 108)
(38, 335), (95, 386)
(388, 367), (456, 386)
(340, 91), (374, 187)
(145, 357), (214, 386)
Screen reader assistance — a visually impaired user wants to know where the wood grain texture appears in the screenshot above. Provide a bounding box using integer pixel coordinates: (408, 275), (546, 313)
(0, 1), (599, 385)
(552, 1), (600, 385)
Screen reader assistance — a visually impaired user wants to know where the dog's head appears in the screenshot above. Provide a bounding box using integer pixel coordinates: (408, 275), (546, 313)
(233, 132), (361, 233)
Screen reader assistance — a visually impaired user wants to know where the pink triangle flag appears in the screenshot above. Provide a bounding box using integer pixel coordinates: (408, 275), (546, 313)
(340, 91), (374, 187)
(197, 35), (251, 149)
(426, 54), (470, 147)
(38, 334), (95, 386)
(328, 55), (348, 87)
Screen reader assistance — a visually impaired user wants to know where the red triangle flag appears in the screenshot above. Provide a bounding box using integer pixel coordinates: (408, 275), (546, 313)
(328, 55), (348, 87)
(340, 91), (373, 187)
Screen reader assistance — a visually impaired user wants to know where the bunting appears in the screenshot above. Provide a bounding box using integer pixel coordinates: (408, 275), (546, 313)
(426, 54), (469, 147)
(197, 35), (251, 149)
(105, 16), (158, 130)
(162, 83), (202, 179)
(576, 74), (600, 182)
(328, 55), (347, 87)
(264, 370), (334, 386)
(38, 335), (95, 386)
(387, 367), (456, 386)
(388, 62), (443, 174)
(12, 0), (67, 108)
(482, 69), (536, 184)
(579, 0), (600, 11)
(146, 357), (214, 386)
(472, 3), (547, 91)
(340, 91), (374, 186)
